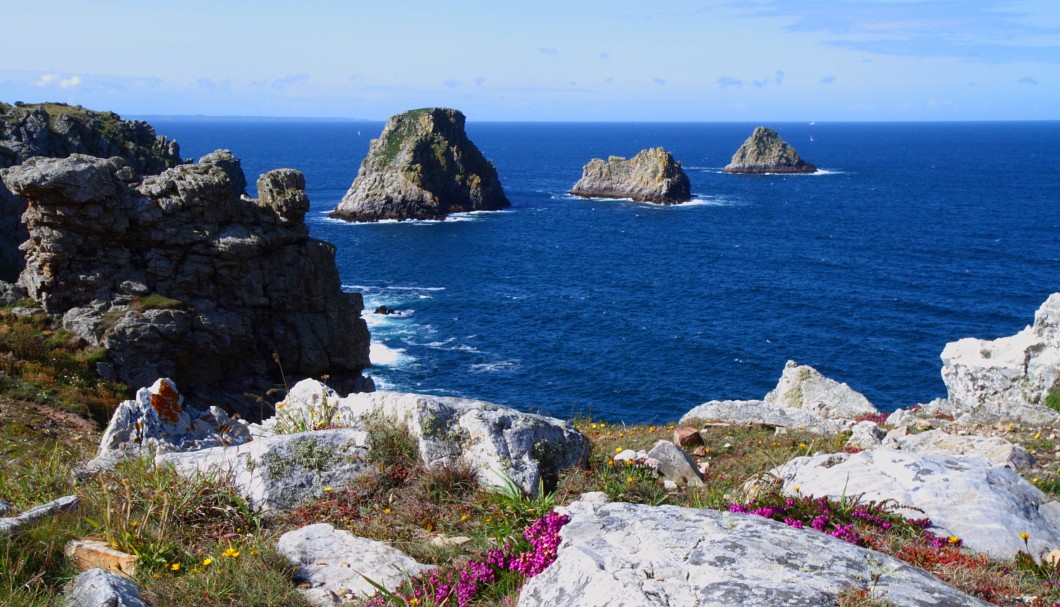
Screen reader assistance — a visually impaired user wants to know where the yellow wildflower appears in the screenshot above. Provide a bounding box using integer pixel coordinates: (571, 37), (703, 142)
(222, 547), (240, 558)
(170, 563), (181, 572)
(1020, 531), (1030, 541)
(792, 485), (801, 493)
(615, 446), (623, 453)
(460, 514), (469, 522)
(202, 557), (213, 566)
(947, 536), (960, 545)
(384, 508), (392, 515)
(324, 486), (332, 492)
(626, 476), (634, 483)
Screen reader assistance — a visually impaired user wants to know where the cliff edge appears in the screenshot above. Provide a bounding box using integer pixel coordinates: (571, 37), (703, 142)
(330, 108), (509, 222)
(571, 147), (691, 204)
(722, 126), (817, 174)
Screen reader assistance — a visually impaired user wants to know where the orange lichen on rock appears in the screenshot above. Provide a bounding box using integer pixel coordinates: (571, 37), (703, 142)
(150, 379), (183, 424)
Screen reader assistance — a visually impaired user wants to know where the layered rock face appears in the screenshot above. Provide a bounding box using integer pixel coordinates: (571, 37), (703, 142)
(331, 108), (509, 222)
(936, 293), (1060, 424)
(0, 102), (180, 281)
(723, 126), (817, 174)
(570, 147), (691, 204)
(5, 150), (371, 411)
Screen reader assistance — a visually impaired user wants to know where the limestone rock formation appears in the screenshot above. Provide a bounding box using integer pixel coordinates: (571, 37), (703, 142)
(570, 147), (691, 203)
(63, 568), (148, 607)
(5, 150), (372, 412)
(680, 360), (878, 433)
(277, 523), (430, 605)
(0, 102), (180, 281)
(722, 126), (817, 174)
(886, 429), (1035, 470)
(517, 497), (992, 607)
(771, 448), (1060, 558)
(331, 108), (509, 222)
(935, 292), (1060, 424)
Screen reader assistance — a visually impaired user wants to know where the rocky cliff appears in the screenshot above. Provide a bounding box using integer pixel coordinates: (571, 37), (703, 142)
(570, 147), (691, 204)
(0, 102), (180, 281)
(5, 150), (372, 414)
(722, 126), (817, 174)
(330, 108), (509, 222)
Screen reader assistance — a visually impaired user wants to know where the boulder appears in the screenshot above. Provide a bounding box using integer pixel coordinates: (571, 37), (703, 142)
(844, 420), (885, 450)
(157, 428), (371, 512)
(330, 108), (509, 222)
(771, 448), (1060, 558)
(257, 379), (589, 496)
(722, 126), (817, 174)
(62, 568), (148, 607)
(646, 440), (703, 487)
(6, 150), (373, 413)
(65, 540), (139, 575)
(517, 497), (991, 607)
(95, 378), (250, 462)
(937, 292), (1060, 424)
(277, 523), (430, 606)
(680, 361), (878, 433)
(886, 429), (1035, 471)
(570, 147), (691, 203)
(0, 495), (79, 537)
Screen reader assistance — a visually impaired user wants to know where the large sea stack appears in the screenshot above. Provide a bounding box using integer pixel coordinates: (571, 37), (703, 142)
(3, 115), (373, 413)
(0, 102), (181, 281)
(723, 126), (817, 174)
(571, 147), (691, 204)
(330, 108), (509, 222)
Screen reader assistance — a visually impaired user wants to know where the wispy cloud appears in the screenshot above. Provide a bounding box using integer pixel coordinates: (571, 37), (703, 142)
(474, 76), (486, 87)
(717, 76), (743, 88)
(774, 70), (785, 85)
(443, 79), (462, 89)
(752, 77), (769, 88)
(653, 78), (667, 86)
(196, 78), (230, 91)
(270, 74), (309, 90)
(599, 52), (611, 60)
(1019, 76), (1039, 85)
(538, 47), (559, 56)
(35, 73), (82, 89)
(821, 75), (837, 84)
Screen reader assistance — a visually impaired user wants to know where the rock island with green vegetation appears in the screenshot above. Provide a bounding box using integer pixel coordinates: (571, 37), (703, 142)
(570, 147), (691, 204)
(723, 126), (817, 174)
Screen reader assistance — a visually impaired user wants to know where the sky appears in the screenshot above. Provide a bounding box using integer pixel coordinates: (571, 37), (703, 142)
(1, 0), (1058, 121)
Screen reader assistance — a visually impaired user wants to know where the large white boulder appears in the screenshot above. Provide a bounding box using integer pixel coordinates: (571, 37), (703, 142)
(771, 448), (1060, 558)
(517, 498), (991, 607)
(157, 429), (371, 511)
(63, 568), (148, 607)
(277, 523), (429, 606)
(258, 379), (588, 495)
(939, 293), (1060, 424)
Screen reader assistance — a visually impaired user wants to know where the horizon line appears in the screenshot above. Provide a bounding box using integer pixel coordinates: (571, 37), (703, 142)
(130, 113), (1060, 124)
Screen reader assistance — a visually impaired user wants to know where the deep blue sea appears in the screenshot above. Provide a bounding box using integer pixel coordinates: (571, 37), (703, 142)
(146, 119), (1060, 423)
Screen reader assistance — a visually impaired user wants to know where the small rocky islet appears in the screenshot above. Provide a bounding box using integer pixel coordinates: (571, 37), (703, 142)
(570, 147), (692, 204)
(3, 102), (1060, 606)
(723, 125), (818, 174)
(329, 107), (510, 222)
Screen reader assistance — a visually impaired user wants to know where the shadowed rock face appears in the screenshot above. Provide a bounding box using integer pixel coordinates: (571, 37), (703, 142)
(0, 102), (181, 281)
(5, 150), (372, 414)
(571, 147), (691, 204)
(722, 126), (817, 174)
(330, 108), (509, 222)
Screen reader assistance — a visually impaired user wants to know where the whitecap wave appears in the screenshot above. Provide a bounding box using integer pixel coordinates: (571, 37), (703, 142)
(370, 342), (411, 367)
(470, 360), (521, 373)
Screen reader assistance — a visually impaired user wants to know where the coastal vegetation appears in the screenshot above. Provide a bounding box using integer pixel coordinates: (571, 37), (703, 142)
(3, 302), (1060, 606)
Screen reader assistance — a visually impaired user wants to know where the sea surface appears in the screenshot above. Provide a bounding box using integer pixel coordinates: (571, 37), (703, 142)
(147, 118), (1060, 423)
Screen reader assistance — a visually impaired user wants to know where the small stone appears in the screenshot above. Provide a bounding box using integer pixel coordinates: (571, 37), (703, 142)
(1047, 549), (1060, 567)
(429, 535), (473, 547)
(692, 446), (707, 457)
(646, 440), (704, 487)
(673, 426), (702, 448)
(65, 540), (138, 575)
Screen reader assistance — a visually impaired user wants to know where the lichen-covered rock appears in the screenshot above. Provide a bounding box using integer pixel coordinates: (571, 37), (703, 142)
(258, 379), (588, 495)
(645, 440), (703, 487)
(722, 126), (817, 174)
(570, 147), (691, 203)
(681, 361), (878, 433)
(157, 428), (371, 511)
(0, 102), (181, 281)
(5, 151), (372, 412)
(517, 497), (991, 607)
(845, 420), (885, 450)
(772, 448), (1060, 558)
(331, 108), (509, 222)
(886, 429), (1035, 470)
(63, 568), (148, 607)
(277, 523), (429, 606)
(95, 379), (250, 462)
(937, 293), (1060, 424)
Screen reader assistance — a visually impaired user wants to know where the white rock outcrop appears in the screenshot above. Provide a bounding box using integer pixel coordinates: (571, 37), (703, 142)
(939, 293), (1060, 424)
(63, 568), (148, 607)
(886, 429), (1035, 471)
(681, 361), (878, 433)
(517, 497), (991, 607)
(277, 523), (429, 606)
(771, 448), (1060, 558)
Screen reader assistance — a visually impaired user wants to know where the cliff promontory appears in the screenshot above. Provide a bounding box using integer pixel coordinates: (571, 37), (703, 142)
(570, 147), (691, 204)
(0, 102), (180, 281)
(5, 149), (372, 413)
(722, 126), (817, 174)
(330, 108), (509, 222)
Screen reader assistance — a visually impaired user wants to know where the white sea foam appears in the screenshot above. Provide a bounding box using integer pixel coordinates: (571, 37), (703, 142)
(470, 360), (521, 373)
(370, 342), (411, 367)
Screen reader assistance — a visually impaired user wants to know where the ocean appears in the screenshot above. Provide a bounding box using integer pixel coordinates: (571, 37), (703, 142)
(146, 119), (1060, 423)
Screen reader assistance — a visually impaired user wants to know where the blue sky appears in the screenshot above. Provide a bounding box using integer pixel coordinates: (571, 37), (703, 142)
(2, 0), (1057, 121)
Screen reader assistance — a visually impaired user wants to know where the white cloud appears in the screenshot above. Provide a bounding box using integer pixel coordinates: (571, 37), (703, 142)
(34, 73), (82, 88)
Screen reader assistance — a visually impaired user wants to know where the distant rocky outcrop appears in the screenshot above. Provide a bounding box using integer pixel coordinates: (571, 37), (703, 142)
(330, 108), (509, 222)
(570, 147), (691, 204)
(930, 293), (1060, 424)
(0, 102), (180, 281)
(722, 126), (817, 174)
(5, 149), (372, 413)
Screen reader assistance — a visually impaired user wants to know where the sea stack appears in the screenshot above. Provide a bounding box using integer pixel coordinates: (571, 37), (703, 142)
(330, 108), (509, 222)
(722, 126), (817, 174)
(570, 147), (691, 204)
